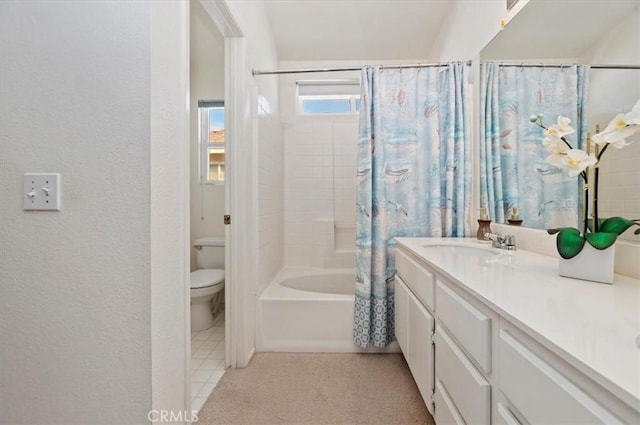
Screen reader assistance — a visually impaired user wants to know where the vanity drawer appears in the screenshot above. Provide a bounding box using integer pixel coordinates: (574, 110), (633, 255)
(435, 327), (491, 425)
(436, 280), (492, 373)
(499, 330), (623, 424)
(396, 249), (435, 310)
(496, 403), (522, 425)
(434, 379), (465, 425)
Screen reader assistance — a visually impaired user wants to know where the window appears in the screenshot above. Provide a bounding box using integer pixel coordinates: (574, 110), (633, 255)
(297, 80), (361, 115)
(199, 100), (225, 184)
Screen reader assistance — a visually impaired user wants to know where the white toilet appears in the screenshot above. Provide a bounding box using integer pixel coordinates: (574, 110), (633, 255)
(191, 236), (225, 331)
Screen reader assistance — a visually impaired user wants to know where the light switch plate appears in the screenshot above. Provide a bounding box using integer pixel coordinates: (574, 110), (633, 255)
(24, 173), (61, 211)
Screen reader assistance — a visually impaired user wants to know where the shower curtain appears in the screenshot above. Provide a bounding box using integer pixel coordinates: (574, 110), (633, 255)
(353, 63), (471, 348)
(479, 63), (590, 229)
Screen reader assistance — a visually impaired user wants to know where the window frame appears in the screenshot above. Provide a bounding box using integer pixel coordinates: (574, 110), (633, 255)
(296, 80), (361, 116)
(198, 100), (225, 185)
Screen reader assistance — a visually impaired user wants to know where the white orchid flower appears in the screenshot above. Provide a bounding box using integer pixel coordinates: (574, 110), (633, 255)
(592, 100), (640, 148)
(627, 99), (640, 124)
(591, 113), (637, 147)
(564, 149), (597, 177)
(545, 152), (566, 169)
(545, 115), (575, 139)
(556, 115), (575, 133)
(542, 134), (570, 155)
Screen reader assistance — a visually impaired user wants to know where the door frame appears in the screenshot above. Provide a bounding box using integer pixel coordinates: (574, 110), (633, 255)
(198, 0), (250, 370)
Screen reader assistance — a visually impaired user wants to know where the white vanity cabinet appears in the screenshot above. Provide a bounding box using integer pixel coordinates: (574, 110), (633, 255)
(394, 241), (640, 425)
(396, 248), (493, 424)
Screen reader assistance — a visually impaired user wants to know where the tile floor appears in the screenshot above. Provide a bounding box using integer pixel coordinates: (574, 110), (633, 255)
(191, 311), (226, 412)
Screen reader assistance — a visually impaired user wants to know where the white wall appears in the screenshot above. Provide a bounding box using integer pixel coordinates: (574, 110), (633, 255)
(429, 0), (507, 62)
(150, 0), (190, 419)
(190, 0), (226, 270)
(1, 1), (155, 422)
(225, 0), (280, 104)
(581, 8), (640, 242)
(1, 1), (190, 421)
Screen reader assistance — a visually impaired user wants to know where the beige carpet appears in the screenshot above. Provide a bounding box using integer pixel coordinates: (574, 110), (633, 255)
(196, 353), (434, 425)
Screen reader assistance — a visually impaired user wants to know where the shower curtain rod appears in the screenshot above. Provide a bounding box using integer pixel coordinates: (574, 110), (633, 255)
(252, 61), (472, 76)
(252, 61), (639, 76)
(490, 62), (640, 70)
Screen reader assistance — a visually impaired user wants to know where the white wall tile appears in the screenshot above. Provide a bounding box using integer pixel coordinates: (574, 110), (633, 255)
(281, 77), (359, 266)
(257, 81), (285, 293)
(581, 9), (640, 243)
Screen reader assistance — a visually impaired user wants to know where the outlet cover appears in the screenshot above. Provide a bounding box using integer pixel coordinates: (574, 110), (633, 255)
(23, 173), (61, 211)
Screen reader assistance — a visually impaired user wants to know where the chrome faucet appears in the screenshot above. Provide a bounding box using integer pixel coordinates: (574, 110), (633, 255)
(484, 232), (517, 250)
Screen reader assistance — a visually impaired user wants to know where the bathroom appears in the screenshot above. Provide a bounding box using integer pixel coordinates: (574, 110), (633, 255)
(1, 0), (639, 423)
(191, 0), (640, 419)
(189, 1), (639, 422)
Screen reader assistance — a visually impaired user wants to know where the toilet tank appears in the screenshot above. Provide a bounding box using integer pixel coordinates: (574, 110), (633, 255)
(194, 236), (225, 269)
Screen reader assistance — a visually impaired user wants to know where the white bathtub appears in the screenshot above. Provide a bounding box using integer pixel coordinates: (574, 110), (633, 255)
(257, 268), (400, 353)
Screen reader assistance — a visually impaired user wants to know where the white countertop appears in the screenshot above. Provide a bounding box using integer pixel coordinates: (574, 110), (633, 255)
(395, 237), (640, 410)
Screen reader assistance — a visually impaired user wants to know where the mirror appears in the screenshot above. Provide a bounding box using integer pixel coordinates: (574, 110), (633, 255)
(480, 0), (639, 242)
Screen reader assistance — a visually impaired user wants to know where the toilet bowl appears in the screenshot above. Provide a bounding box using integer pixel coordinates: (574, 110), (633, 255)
(190, 236), (225, 331)
(190, 269), (224, 331)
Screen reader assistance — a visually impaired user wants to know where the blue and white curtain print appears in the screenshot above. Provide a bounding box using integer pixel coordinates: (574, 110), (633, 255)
(479, 63), (590, 229)
(354, 63), (472, 348)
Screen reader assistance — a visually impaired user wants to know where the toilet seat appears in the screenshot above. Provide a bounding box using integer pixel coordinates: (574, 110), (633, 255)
(191, 269), (225, 289)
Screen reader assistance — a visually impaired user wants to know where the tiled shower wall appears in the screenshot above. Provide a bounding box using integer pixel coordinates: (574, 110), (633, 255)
(257, 81), (285, 292)
(283, 122), (334, 267)
(280, 68), (360, 267)
(283, 122), (358, 267)
(333, 123), (359, 249)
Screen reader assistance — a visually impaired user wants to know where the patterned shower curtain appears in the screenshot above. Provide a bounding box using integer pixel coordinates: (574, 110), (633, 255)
(353, 64), (471, 348)
(479, 63), (590, 229)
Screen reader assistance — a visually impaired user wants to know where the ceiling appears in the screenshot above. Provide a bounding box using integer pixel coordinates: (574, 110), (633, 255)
(263, 0), (454, 61)
(481, 0), (639, 60)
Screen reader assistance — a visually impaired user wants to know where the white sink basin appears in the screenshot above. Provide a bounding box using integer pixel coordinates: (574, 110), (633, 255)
(422, 244), (497, 258)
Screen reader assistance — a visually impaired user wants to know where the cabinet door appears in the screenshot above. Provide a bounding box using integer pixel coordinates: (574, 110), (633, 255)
(394, 276), (409, 353)
(406, 288), (435, 415)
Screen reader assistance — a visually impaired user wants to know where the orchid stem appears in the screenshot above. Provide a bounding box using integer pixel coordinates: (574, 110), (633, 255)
(578, 167), (589, 235)
(592, 144), (610, 234)
(583, 187), (589, 236)
(560, 136), (573, 150)
(594, 166), (600, 233)
(597, 143), (610, 160)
